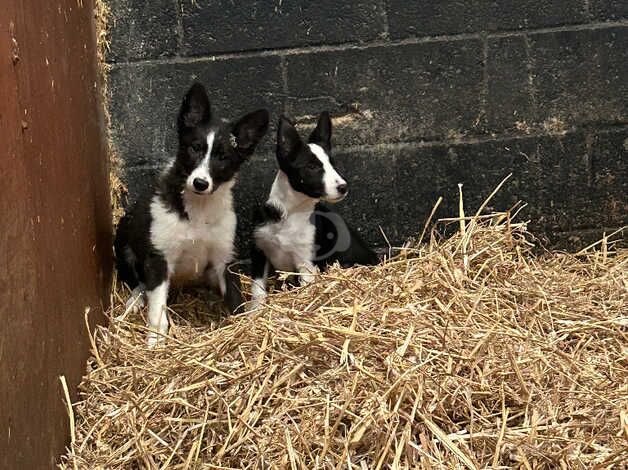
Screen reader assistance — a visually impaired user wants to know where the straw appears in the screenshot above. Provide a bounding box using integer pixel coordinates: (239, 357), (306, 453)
(58, 190), (627, 469)
(95, 0), (127, 223)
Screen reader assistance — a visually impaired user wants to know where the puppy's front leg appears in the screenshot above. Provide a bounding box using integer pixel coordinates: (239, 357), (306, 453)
(209, 263), (244, 314)
(297, 260), (318, 286)
(224, 266), (244, 314)
(144, 255), (169, 346)
(250, 244), (269, 309)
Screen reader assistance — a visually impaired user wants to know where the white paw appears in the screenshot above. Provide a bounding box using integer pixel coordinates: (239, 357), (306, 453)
(146, 330), (165, 347)
(248, 297), (264, 311)
(298, 264), (319, 286)
(250, 282), (267, 310)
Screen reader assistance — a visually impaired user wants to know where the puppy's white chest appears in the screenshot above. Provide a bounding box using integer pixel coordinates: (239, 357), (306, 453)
(256, 212), (315, 271)
(151, 196), (236, 281)
(174, 223), (217, 279)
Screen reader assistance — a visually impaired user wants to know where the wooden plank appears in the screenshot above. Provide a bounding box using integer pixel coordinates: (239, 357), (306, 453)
(0, 0), (111, 467)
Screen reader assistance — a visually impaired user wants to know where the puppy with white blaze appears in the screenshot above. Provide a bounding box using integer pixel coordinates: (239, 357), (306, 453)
(114, 83), (269, 345)
(250, 112), (379, 307)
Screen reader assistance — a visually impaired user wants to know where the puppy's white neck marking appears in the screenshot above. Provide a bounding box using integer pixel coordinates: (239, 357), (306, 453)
(268, 170), (317, 216)
(256, 172), (318, 275)
(183, 179), (235, 220)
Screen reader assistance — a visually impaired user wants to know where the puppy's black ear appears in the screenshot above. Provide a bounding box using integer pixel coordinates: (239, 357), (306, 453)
(308, 111), (332, 152)
(177, 83), (211, 133)
(277, 115), (302, 160)
(231, 109), (270, 159)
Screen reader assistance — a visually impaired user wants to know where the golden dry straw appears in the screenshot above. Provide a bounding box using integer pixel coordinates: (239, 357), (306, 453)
(59, 193), (627, 469)
(95, 0), (127, 224)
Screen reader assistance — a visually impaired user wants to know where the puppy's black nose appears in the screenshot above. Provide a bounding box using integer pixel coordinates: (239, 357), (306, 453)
(337, 183), (348, 195)
(193, 178), (209, 191)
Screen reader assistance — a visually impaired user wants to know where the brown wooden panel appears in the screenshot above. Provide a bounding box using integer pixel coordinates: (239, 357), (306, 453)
(0, 0), (111, 467)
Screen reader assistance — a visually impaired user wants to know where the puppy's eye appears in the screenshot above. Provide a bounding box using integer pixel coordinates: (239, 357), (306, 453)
(216, 152), (229, 161)
(191, 143), (203, 152)
(307, 162), (319, 171)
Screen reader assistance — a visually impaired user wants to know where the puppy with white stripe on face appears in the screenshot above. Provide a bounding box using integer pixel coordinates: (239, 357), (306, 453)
(250, 112), (378, 307)
(114, 83), (269, 345)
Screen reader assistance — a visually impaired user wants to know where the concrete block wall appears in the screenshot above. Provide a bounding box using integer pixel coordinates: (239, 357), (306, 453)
(107, 1), (627, 250)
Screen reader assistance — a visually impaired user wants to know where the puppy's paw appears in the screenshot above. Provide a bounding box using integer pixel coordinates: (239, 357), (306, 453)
(297, 264), (319, 286)
(249, 283), (267, 311)
(248, 297), (264, 311)
(146, 330), (165, 348)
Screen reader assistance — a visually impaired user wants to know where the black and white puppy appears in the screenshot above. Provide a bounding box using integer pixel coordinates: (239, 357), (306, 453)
(114, 83), (269, 344)
(250, 112), (378, 307)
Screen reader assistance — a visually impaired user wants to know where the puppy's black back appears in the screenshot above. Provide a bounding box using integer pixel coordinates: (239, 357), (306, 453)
(113, 193), (155, 289)
(313, 203), (379, 270)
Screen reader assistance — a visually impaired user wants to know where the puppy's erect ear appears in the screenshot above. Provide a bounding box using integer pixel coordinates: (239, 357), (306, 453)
(277, 115), (303, 160)
(231, 109), (270, 159)
(177, 83), (211, 133)
(308, 111), (332, 152)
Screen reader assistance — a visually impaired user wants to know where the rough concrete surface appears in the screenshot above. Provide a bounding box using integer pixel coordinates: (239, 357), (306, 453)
(107, 1), (627, 251)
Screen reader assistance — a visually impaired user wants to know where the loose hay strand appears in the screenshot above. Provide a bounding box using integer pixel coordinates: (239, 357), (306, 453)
(59, 376), (76, 448)
(60, 199), (627, 469)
